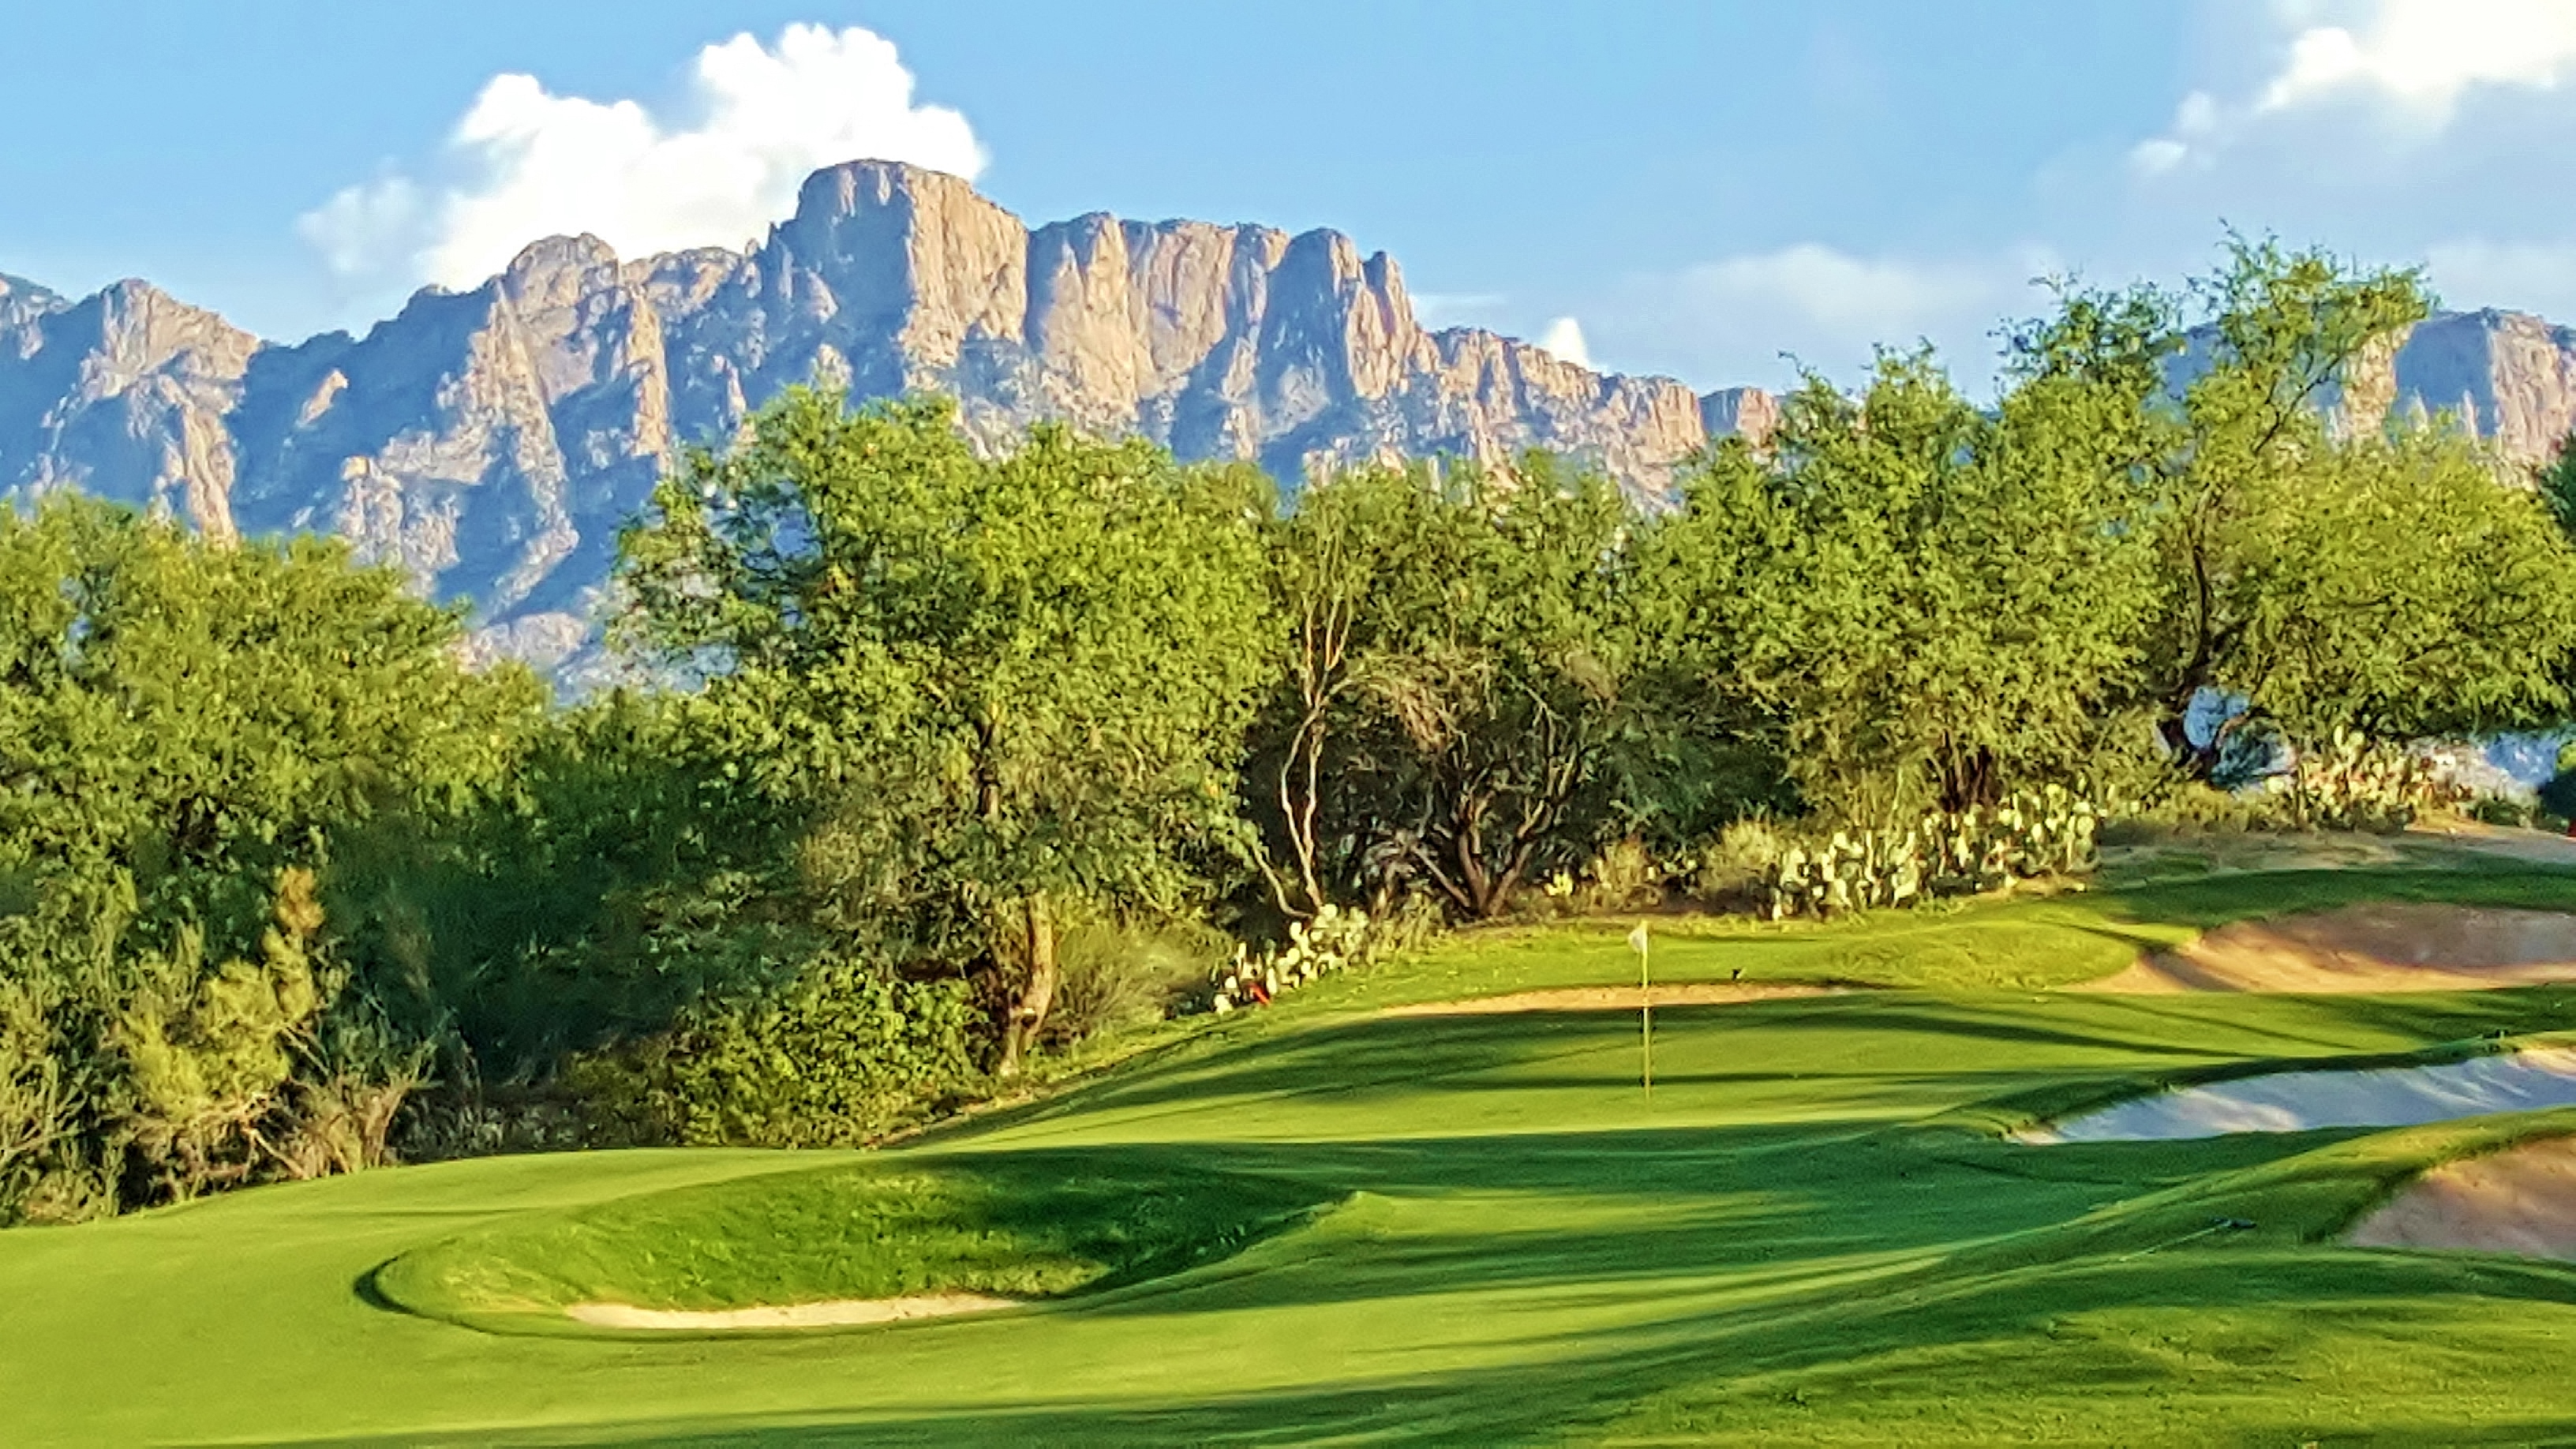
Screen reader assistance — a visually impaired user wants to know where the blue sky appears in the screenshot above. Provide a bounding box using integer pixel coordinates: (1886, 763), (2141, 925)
(6, 1), (2573, 392)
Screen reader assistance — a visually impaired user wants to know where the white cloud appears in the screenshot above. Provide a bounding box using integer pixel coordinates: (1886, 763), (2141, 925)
(2136, 1), (2576, 173)
(299, 23), (985, 291)
(2129, 137), (2192, 177)
(2259, 0), (2576, 115)
(1412, 291), (1507, 328)
(2129, 91), (2222, 175)
(1537, 316), (1593, 368)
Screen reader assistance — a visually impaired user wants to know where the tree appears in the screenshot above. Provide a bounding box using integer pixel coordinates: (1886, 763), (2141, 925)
(1643, 336), (2162, 820)
(2230, 426), (2576, 746)
(620, 392), (1276, 1073)
(0, 496), (542, 1218)
(1253, 461), (1640, 919)
(2134, 238), (2435, 773)
(2540, 429), (2576, 541)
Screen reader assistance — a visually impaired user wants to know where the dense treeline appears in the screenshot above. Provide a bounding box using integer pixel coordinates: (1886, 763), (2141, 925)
(6, 241), (2576, 1222)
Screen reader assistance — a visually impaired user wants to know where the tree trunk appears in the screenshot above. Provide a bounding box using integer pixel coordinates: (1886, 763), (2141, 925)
(997, 894), (1058, 1078)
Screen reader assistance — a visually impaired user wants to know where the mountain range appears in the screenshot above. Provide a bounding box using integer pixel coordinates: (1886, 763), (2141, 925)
(2, 158), (2572, 672)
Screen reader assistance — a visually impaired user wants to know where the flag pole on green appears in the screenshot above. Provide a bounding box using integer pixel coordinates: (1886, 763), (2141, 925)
(1627, 921), (1652, 1100)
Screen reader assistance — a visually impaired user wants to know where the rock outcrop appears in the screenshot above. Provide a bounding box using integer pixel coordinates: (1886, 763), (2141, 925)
(2379, 310), (2576, 467)
(0, 162), (1777, 672)
(32, 161), (2576, 677)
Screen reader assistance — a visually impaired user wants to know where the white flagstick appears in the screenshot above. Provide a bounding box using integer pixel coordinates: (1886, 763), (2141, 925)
(1628, 922), (1652, 1101)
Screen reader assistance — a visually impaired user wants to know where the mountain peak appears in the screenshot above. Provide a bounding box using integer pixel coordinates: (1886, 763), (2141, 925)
(0, 159), (1776, 676)
(791, 157), (981, 222)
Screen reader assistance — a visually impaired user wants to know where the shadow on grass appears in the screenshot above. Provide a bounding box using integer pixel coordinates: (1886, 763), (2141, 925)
(960, 991), (2576, 1150)
(275, 1245), (2576, 1447)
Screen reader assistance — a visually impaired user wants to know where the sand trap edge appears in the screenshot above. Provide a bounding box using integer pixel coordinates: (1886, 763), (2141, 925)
(2072, 904), (2576, 995)
(2015, 1047), (2576, 1144)
(566, 1293), (1023, 1331)
(2346, 1133), (2576, 1262)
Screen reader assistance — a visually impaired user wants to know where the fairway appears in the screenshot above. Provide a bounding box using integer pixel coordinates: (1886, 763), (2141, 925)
(13, 867), (2576, 1445)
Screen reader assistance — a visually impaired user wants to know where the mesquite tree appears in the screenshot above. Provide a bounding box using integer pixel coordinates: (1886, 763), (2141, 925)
(1253, 461), (1638, 919)
(620, 393), (1275, 1073)
(1643, 337), (2161, 820)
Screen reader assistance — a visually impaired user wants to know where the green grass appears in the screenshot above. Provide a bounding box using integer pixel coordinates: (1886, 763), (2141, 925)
(10, 860), (2576, 1443)
(374, 1154), (1339, 1335)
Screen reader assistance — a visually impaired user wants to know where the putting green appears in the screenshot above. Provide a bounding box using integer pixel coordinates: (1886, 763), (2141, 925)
(11, 865), (2576, 1444)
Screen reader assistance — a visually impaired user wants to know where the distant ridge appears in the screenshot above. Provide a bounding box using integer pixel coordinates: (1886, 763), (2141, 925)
(0, 162), (2570, 672)
(0, 163), (1776, 671)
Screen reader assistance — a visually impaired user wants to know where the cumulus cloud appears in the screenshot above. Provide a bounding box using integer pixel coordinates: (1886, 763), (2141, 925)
(1537, 316), (1593, 368)
(1676, 245), (2027, 339)
(2129, 91), (2222, 176)
(2259, 0), (2576, 115)
(300, 23), (985, 291)
(2135, 1), (2576, 174)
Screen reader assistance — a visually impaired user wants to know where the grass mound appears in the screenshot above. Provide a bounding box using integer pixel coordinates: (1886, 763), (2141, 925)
(373, 1150), (1341, 1335)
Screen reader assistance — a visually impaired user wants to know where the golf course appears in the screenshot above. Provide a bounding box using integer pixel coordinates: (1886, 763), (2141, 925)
(14, 852), (2576, 1445)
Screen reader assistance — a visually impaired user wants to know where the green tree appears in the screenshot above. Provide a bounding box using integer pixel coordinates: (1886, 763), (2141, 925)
(2134, 238), (2434, 772)
(2232, 426), (2576, 746)
(0, 497), (542, 1218)
(1644, 334), (2162, 819)
(1254, 460), (1640, 919)
(620, 392), (1275, 1073)
(2540, 429), (2576, 541)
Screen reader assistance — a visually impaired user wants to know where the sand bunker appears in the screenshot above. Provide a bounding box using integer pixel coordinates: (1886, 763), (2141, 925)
(565, 1293), (1020, 1331)
(2077, 904), (2576, 994)
(2020, 1048), (2576, 1143)
(2348, 1136), (2576, 1260)
(1386, 983), (1836, 1017)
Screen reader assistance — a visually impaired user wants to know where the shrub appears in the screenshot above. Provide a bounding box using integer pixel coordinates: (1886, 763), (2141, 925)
(1683, 819), (1788, 908)
(1041, 919), (1230, 1047)
(2469, 794), (2537, 829)
(569, 960), (978, 1148)
(2281, 728), (2460, 833)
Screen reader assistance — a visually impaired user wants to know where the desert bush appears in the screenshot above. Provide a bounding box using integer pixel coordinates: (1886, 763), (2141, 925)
(1534, 838), (1680, 915)
(2466, 794), (2537, 828)
(568, 959), (977, 1149)
(2098, 782), (2271, 841)
(1041, 918), (1230, 1046)
(2277, 728), (2463, 833)
(1682, 819), (1789, 908)
(0, 976), (74, 1221)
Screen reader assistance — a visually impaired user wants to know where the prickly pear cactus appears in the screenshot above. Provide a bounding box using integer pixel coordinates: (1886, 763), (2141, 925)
(1756, 788), (2106, 919)
(1204, 904), (1386, 1013)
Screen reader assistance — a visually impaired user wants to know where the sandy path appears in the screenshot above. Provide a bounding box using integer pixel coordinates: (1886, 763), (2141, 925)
(566, 1293), (1021, 1330)
(2349, 1135), (2576, 1260)
(2020, 1048), (2576, 1143)
(2075, 904), (2576, 994)
(1386, 983), (1838, 1017)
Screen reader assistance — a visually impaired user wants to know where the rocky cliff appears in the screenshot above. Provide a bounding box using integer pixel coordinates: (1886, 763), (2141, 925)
(2376, 310), (2576, 466)
(0, 163), (1777, 671)
(13, 163), (2576, 676)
